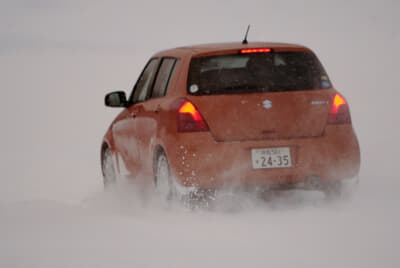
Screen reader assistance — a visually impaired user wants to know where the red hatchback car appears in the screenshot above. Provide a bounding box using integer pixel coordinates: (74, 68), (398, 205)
(101, 42), (360, 199)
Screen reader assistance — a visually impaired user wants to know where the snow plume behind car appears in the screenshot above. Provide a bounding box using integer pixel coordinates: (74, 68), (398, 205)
(94, 149), (358, 212)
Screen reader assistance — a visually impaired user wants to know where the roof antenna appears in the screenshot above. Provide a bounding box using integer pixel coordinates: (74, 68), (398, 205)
(242, 25), (250, 44)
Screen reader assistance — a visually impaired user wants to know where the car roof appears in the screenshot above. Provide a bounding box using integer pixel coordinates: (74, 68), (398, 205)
(153, 42), (310, 58)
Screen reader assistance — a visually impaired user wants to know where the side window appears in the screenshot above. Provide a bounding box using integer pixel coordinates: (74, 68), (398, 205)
(151, 58), (179, 98)
(131, 58), (160, 103)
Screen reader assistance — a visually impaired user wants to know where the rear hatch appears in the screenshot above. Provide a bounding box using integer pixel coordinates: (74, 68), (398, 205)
(187, 50), (334, 142)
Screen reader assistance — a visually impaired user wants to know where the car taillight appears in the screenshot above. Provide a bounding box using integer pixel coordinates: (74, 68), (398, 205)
(240, 48), (271, 54)
(177, 100), (209, 132)
(327, 93), (351, 124)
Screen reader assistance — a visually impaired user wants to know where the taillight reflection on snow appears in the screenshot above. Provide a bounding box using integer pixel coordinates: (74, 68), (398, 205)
(328, 93), (351, 124)
(177, 100), (209, 132)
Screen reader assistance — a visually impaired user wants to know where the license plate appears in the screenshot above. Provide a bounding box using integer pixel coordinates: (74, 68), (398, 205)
(251, 147), (292, 169)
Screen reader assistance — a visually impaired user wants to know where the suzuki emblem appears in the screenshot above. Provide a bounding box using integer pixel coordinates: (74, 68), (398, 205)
(263, 100), (272, 109)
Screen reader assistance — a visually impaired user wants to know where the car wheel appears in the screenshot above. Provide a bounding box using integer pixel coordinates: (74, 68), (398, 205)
(101, 146), (116, 188)
(155, 151), (177, 201)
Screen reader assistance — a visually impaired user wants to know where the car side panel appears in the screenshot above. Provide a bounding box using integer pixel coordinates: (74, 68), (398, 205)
(108, 105), (142, 176)
(133, 99), (162, 179)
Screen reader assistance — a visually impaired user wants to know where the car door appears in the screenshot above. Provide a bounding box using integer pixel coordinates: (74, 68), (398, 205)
(112, 58), (160, 176)
(133, 58), (179, 176)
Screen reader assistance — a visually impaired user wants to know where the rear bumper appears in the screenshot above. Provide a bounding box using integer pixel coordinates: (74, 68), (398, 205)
(164, 124), (360, 189)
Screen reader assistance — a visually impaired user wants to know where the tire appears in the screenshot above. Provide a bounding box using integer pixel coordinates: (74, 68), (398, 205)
(154, 151), (176, 201)
(101, 146), (116, 188)
(154, 151), (220, 209)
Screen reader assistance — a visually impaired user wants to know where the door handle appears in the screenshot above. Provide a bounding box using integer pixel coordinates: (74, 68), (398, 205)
(154, 105), (161, 113)
(130, 111), (137, 118)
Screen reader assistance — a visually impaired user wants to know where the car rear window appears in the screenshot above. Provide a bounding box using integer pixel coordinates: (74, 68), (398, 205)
(187, 51), (331, 95)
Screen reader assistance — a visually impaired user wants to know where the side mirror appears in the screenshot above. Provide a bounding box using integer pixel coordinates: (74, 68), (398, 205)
(105, 91), (128, 107)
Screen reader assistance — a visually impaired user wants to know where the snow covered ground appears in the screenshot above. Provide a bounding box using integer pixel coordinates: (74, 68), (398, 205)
(0, 0), (399, 267)
(1, 180), (399, 268)
(0, 182), (399, 268)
